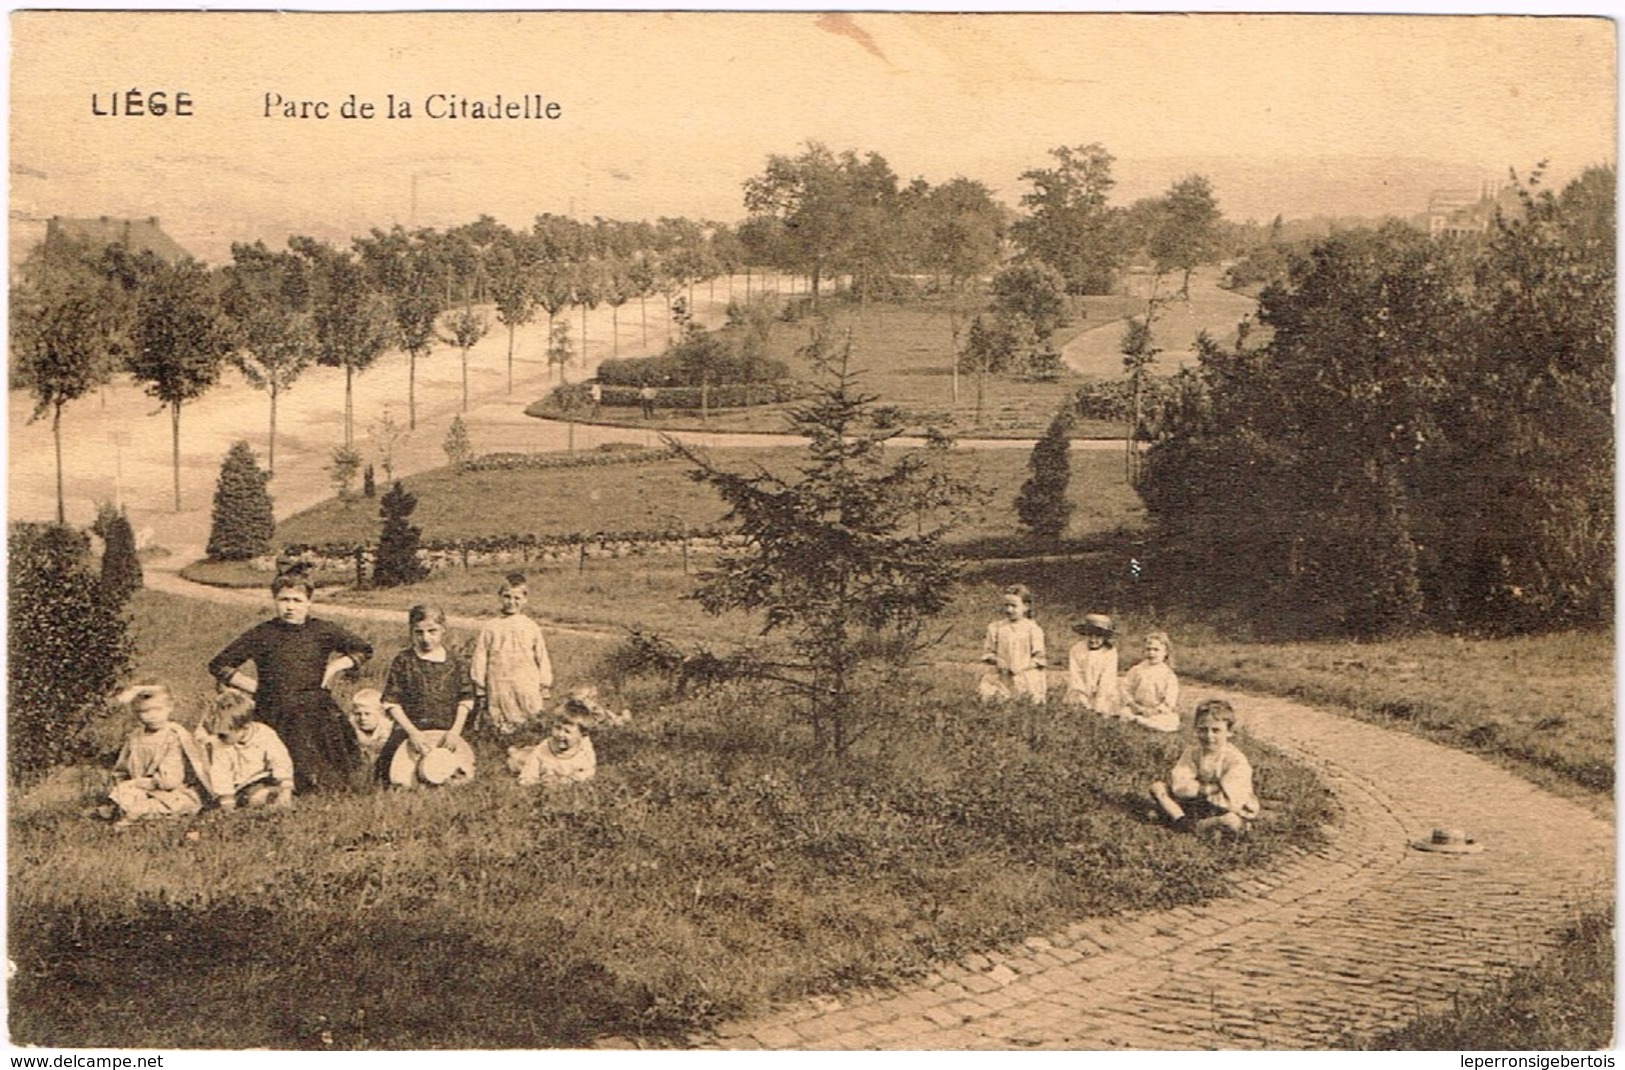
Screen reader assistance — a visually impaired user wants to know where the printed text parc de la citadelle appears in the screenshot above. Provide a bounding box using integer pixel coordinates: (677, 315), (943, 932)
(89, 88), (564, 121)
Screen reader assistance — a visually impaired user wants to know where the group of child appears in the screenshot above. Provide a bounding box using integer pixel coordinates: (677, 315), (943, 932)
(96, 572), (625, 829)
(979, 583), (1259, 836)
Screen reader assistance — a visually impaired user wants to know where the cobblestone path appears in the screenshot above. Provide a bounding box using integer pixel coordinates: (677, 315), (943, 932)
(683, 688), (1613, 1050)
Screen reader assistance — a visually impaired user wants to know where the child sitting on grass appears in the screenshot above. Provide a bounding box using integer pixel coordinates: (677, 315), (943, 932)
(348, 688), (395, 780)
(1064, 613), (1120, 715)
(1150, 698), (1260, 835)
(1120, 630), (1181, 732)
(471, 572), (553, 736)
(508, 709), (597, 786)
(196, 687), (294, 812)
(978, 584), (1048, 706)
(97, 683), (213, 829)
(379, 604), (477, 788)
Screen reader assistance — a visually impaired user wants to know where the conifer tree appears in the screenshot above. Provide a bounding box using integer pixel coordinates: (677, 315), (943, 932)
(374, 480), (428, 587)
(99, 509), (144, 601)
(1016, 408), (1075, 541)
(206, 441), (275, 561)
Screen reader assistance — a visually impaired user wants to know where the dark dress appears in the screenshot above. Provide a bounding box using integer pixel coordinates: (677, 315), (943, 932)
(208, 617), (373, 794)
(375, 647), (475, 781)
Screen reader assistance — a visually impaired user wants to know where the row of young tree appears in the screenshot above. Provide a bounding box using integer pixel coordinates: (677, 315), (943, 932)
(1137, 167), (1614, 637)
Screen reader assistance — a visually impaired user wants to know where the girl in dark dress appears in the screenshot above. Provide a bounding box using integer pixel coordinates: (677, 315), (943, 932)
(208, 572), (373, 795)
(376, 603), (475, 783)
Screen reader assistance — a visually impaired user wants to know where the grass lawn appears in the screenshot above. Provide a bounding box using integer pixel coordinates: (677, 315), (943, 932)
(266, 448), (1146, 551)
(531, 292), (1138, 439)
(1352, 907), (1614, 1051)
(9, 590), (1334, 1049)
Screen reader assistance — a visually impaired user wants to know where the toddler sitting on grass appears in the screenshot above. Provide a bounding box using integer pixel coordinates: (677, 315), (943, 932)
(95, 683), (214, 829)
(348, 688), (395, 780)
(508, 710), (597, 786)
(1150, 698), (1260, 835)
(196, 687), (294, 812)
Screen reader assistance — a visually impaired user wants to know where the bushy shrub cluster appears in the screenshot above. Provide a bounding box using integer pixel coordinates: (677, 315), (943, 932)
(553, 380), (803, 412)
(463, 445), (673, 473)
(1142, 169), (1615, 636)
(594, 348), (789, 390)
(8, 522), (133, 782)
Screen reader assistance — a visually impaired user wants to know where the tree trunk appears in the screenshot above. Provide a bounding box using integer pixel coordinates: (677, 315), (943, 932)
(612, 306), (619, 357)
(52, 401), (65, 524)
(409, 349), (418, 430)
(345, 365), (355, 448)
(581, 305), (589, 368)
(640, 295), (648, 347)
(268, 381), (279, 477)
(170, 399), (182, 513)
(461, 346), (469, 411)
(507, 323), (516, 394)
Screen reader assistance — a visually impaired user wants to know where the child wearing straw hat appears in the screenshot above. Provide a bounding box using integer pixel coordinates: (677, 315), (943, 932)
(1064, 613), (1121, 716)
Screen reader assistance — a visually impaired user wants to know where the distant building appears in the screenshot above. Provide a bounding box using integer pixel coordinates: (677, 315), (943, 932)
(1424, 182), (1517, 239)
(42, 215), (192, 262)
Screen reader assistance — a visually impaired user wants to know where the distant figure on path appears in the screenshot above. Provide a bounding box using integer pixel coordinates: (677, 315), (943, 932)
(471, 572), (553, 735)
(208, 570), (372, 794)
(979, 583), (1048, 706)
(589, 381), (603, 417)
(1120, 630), (1180, 732)
(639, 383), (656, 419)
(377, 603), (476, 784)
(1151, 698), (1259, 834)
(1064, 613), (1120, 715)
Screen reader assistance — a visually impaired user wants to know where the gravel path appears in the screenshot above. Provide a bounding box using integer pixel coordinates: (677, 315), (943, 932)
(669, 688), (1613, 1050)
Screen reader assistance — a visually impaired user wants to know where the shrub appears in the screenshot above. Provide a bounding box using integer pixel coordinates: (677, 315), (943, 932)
(1015, 409), (1074, 540)
(99, 509), (144, 601)
(207, 441), (276, 561)
(362, 463), (376, 499)
(443, 416), (473, 472)
(373, 481), (428, 588)
(327, 444), (362, 501)
(8, 523), (133, 783)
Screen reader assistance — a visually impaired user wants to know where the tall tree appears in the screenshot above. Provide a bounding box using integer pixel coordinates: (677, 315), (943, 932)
(127, 258), (235, 512)
(490, 237), (536, 393)
(222, 241), (315, 476)
(357, 226), (444, 430)
(11, 242), (132, 522)
(924, 176), (1005, 291)
(1149, 174), (1223, 297)
(291, 237), (391, 448)
(207, 440), (276, 561)
(440, 304), (489, 411)
(1011, 143), (1126, 294)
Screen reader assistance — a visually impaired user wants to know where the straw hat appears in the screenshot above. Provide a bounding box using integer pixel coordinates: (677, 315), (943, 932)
(388, 730), (476, 788)
(1072, 613), (1118, 638)
(1410, 827), (1484, 854)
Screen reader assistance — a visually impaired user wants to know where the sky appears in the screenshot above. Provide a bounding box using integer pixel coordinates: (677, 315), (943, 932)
(9, 11), (1617, 263)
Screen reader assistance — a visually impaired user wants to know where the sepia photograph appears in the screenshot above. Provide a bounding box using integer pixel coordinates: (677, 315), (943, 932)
(5, 8), (1616, 1054)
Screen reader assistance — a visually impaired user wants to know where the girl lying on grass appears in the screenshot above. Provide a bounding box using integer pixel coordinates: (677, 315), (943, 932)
(93, 683), (214, 829)
(195, 687), (294, 812)
(1151, 698), (1260, 835)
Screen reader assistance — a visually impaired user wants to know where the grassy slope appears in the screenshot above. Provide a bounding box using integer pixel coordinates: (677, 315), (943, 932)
(532, 293), (1143, 439)
(10, 590), (1333, 1049)
(272, 448), (1147, 549)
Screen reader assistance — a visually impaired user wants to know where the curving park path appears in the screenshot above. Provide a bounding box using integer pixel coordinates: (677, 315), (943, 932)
(671, 688), (1613, 1050)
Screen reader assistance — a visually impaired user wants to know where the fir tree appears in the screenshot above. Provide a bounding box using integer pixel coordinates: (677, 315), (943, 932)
(206, 441), (276, 561)
(1016, 408), (1075, 541)
(99, 510), (143, 601)
(362, 463), (376, 498)
(373, 480), (428, 587)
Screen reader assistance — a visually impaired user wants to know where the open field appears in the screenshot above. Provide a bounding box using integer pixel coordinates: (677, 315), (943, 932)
(10, 589), (1334, 1049)
(530, 292), (1140, 439)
